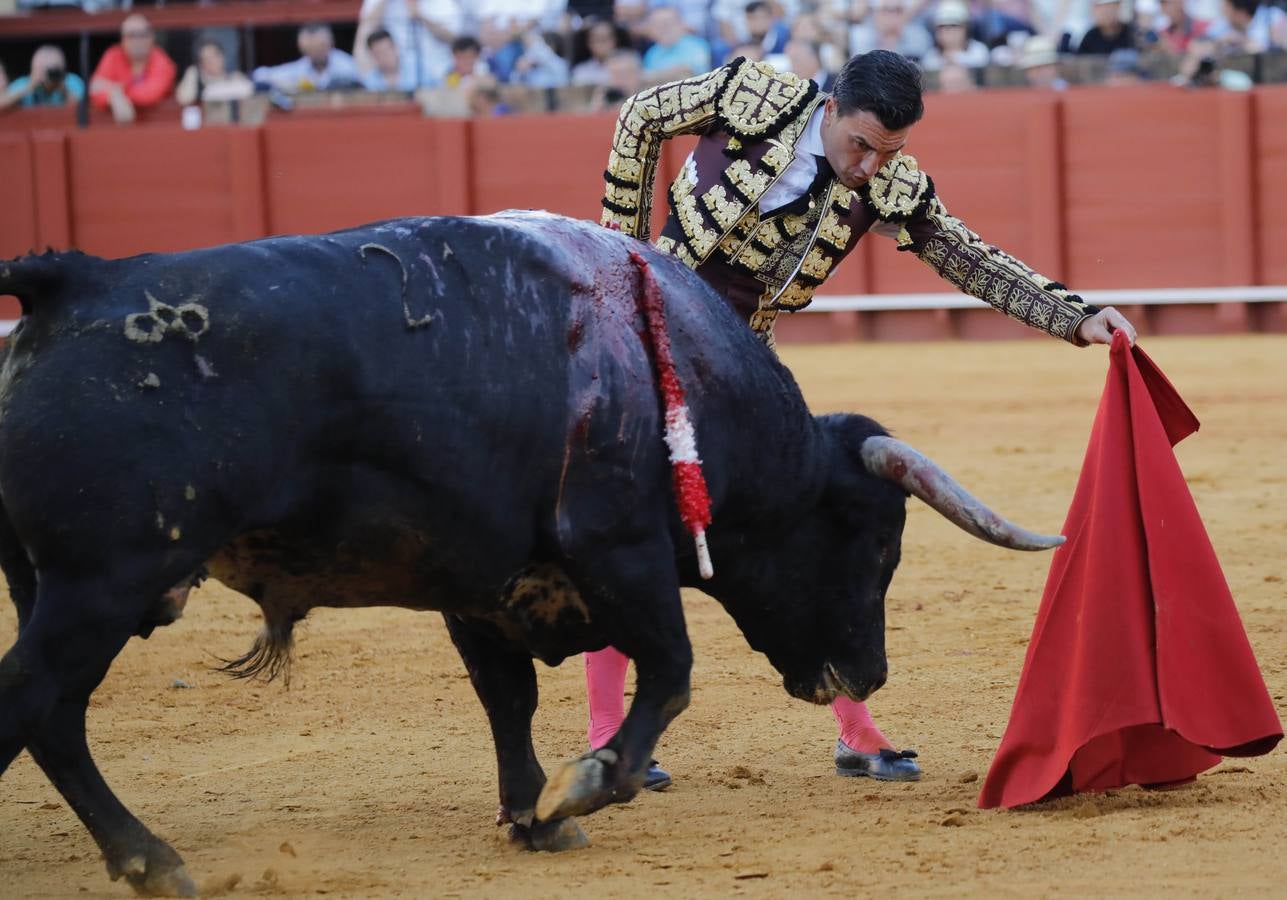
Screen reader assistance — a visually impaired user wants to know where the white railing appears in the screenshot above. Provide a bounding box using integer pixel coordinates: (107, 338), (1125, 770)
(806, 286), (1287, 313)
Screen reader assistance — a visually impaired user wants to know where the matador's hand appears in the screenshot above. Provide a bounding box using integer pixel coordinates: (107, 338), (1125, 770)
(1075, 306), (1137, 347)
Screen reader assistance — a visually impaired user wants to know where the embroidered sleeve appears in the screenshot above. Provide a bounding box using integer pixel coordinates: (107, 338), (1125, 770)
(600, 63), (738, 239)
(865, 155), (1099, 345)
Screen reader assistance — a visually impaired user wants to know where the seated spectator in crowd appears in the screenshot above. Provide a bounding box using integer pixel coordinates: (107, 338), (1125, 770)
(971, 0), (1037, 49)
(789, 11), (848, 73)
(1077, 0), (1138, 54)
(510, 27), (571, 87)
(175, 39), (252, 105)
(444, 36), (488, 88)
(90, 14), (177, 123)
(849, 0), (933, 60)
(571, 17), (629, 85)
(467, 81), (512, 116)
(920, 0), (991, 69)
(252, 23), (361, 93)
(937, 60), (978, 91)
(745, 1), (792, 54)
(1157, 0), (1211, 54)
(359, 0), (463, 87)
(1019, 33), (1068, 88)
(727, 40), (768, 61)
(642, 6), (713, 83)
(1209, 0), (1287, 52)
(354, 27), (417, 91)
(590, 48), (644, 110)
(1172, 35), (1256, 86)
(0, 45), (85, 111)
(1104, 46), (1148, 82)
(783, 38), (836, 89)
(479, 18), (525, 83)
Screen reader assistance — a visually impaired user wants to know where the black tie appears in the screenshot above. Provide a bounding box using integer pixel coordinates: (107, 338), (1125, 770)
(769, 154), (836, 218)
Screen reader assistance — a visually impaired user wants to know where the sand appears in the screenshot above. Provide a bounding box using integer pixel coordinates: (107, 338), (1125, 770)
(2, 335), (1284, 898)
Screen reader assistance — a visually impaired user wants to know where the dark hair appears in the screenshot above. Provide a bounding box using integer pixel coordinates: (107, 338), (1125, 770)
(831, 50), (924, 130)
(572, 16), (628, 65)
(196, 38), (225, 57)
(745, 0), (770, 13)
(366, 28), (394, 49)
(299, 22), (332, 38)
(1225, 0), (1259, 15)
(451, 35), (482, 54)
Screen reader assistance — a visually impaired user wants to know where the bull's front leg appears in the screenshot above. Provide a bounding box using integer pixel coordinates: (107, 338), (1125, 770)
(442, 614), (588, 852)
(536, 537), (692, 822)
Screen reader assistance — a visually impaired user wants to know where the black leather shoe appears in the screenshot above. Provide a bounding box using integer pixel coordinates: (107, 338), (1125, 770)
(643, 760), (672, 791)
(834, 740), (921, 781)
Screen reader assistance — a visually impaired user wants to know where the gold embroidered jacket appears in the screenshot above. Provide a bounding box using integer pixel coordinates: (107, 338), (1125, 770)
(601, 58), (1098, 346)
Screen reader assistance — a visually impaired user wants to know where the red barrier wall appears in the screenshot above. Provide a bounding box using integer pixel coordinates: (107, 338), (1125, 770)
(2, 85), (1286, 306)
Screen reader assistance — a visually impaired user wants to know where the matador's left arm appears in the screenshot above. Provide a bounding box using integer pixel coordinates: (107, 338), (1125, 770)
(862, 156), (1100, 345)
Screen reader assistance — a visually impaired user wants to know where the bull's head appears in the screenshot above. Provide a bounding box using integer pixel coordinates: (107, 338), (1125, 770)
(704, 414), (1062, 706)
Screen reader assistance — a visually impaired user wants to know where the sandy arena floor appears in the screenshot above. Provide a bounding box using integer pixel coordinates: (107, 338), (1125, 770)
(2, 335), (1284, 898)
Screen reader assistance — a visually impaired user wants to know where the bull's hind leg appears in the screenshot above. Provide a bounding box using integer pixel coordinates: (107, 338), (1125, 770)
(0, 574), (196, 897)
(536, 536), (692, 822)
(444, 614), (588, 852)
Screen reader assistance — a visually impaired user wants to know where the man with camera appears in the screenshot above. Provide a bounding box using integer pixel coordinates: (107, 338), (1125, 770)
(0, 45), (84, 112)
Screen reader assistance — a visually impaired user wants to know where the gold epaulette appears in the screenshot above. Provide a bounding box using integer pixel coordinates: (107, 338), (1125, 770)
(717, 59), (819, 147)
(859, 154), (936, 225)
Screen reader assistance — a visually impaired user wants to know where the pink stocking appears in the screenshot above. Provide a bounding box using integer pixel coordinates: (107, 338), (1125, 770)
(831, 696), (893, 753)
(584, 647), (630, 749)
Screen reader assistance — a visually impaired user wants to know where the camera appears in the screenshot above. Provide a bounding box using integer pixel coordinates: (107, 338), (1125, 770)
(45, 66), (65, 85)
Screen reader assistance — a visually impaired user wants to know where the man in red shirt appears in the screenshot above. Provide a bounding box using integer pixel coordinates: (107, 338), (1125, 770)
(90, 14), (177, 123)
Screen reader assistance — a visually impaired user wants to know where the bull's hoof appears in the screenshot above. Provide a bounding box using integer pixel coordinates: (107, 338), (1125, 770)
(109, 844), (198, 898)
(536, 748), (618, 821)
(510, 817), (590, 852)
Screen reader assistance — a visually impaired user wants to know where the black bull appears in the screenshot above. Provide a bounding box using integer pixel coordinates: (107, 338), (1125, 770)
(0, 211), (1060, 895)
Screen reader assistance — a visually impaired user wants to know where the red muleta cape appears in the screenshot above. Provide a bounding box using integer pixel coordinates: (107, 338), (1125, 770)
(978, 333), (1282, 809)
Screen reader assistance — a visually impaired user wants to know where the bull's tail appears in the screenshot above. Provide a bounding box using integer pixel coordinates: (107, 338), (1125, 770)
(215, 612), (297, 686)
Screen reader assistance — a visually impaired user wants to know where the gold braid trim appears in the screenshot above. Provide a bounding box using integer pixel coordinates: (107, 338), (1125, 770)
(600, 65), (735, 237)
(717, 60), (819, 142)
(915, 198), (1095, 344)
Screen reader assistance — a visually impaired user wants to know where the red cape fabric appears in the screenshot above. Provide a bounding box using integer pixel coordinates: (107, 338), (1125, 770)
(978, 334), (1282, 809)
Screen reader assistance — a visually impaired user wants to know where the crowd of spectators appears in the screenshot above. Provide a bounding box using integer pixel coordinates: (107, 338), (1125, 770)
(2, 0), (1285, 121)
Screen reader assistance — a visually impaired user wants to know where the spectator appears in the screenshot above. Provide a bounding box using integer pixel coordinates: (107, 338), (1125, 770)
(1157, 0), (1212, 54)
(444, 36), (488, 87)
(0, 60), (7, 96)
(89, 14), (177, 123)
(511, 27), (571, 87)
(728, 40), (769, 61)
(358, 0), (464, 87)
(251, 23), (362, 93)
(920, 0), (991, 69)
(642, 6), (713, 82)
(467, 81), (512, 116)
(1104, 46), (1148, 81)
(175, 39), (253, 105)
(571, 18), (629, 85)
(937, 60), (978, 90)
(1173, 35), (1256, 86)
(354, 27), (418, 91)
(590, 48), (645, 110)
(784, 38), (836, 89)
(0, 45), (85, 112)
(473, 0), (567, 32)
(746, 1), (792, 54)
(1019, 33), (1068, 88)
(971, 0), (1037, 50)
(1209, 0), (1287, 52)
(478, 18), (525, 83)
(849, 0), (934, 59)
(1077, 0), (1138, 54)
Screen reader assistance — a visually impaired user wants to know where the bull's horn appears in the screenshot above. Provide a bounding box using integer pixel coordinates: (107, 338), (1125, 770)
(860, 436), (1065, 551)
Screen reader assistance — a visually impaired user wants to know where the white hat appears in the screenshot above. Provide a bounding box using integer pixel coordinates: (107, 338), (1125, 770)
(1019, 35), (1058, 69)
(934, 0), (970, 26)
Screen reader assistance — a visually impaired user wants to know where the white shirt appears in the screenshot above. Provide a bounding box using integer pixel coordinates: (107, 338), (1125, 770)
(759, 103), (827, 215)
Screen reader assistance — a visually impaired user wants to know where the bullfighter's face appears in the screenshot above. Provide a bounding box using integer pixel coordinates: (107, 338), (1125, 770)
(820, 99), (911, 190)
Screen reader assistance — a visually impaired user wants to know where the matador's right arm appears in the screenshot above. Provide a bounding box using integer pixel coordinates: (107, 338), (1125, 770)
(599, 64), (737, 239)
